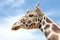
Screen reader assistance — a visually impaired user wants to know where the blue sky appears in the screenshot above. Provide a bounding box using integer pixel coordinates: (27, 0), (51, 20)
(0, 0), (60, 40)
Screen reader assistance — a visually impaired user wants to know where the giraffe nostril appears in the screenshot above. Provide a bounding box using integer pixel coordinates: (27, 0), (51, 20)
(14, 23), (16, 25)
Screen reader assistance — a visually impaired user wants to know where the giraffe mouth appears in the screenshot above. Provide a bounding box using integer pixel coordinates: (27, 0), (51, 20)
(11, 26), (20, 30)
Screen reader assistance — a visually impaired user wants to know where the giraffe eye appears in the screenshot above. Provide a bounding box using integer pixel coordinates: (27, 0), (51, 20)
(29, 14), (33, 17)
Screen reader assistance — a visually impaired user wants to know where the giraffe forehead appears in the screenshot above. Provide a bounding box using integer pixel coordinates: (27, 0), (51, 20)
(26, 10), (41, 17)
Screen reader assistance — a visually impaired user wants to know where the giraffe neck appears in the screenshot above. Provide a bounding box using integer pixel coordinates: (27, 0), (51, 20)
(40, 15), (60, 40)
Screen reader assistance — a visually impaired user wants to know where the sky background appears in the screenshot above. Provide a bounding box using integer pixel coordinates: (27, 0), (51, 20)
(0, 0), (60, 40)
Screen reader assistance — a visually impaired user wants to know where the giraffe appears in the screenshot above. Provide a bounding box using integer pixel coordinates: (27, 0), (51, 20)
(11, 3), (60, 40)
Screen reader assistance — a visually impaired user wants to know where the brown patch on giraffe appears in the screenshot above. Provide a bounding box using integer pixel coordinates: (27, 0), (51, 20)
(33, 23), (37, 28)
(44, 16), (46, 20)
(39, 20), (41, 23)
(44, 30), (51, 37)
(46, 18), (52, 23)
(35, 23), (40, 28)
(32, 18), (37, 23)
(38, 24), (42, 29)
(37, 18), (42, 22)
(42, 21), (45, 25)
(44, 24), (50, 30)
(21, 19), (26, 24)
(41, 28), (43, 32)
(39, 25), (41, 28)
(52, 24), (60, 33)
(25, 24), (31, 29)
(48, 34), (58, 40)
(27, 20), (31, 24)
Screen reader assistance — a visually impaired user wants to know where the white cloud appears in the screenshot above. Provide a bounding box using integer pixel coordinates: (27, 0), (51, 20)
(45, 10), (60, 17)
(8, 0), (25, 7)
(0, 0), (25, 7)
(0, 0), (26, 18)
(0, 28), (46, 40)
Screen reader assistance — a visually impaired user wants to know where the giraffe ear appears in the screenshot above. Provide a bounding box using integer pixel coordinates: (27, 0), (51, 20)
(34, 3), (44, 16)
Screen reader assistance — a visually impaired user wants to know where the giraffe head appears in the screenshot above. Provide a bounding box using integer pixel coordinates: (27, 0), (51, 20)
(11, 4), (44, 30)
